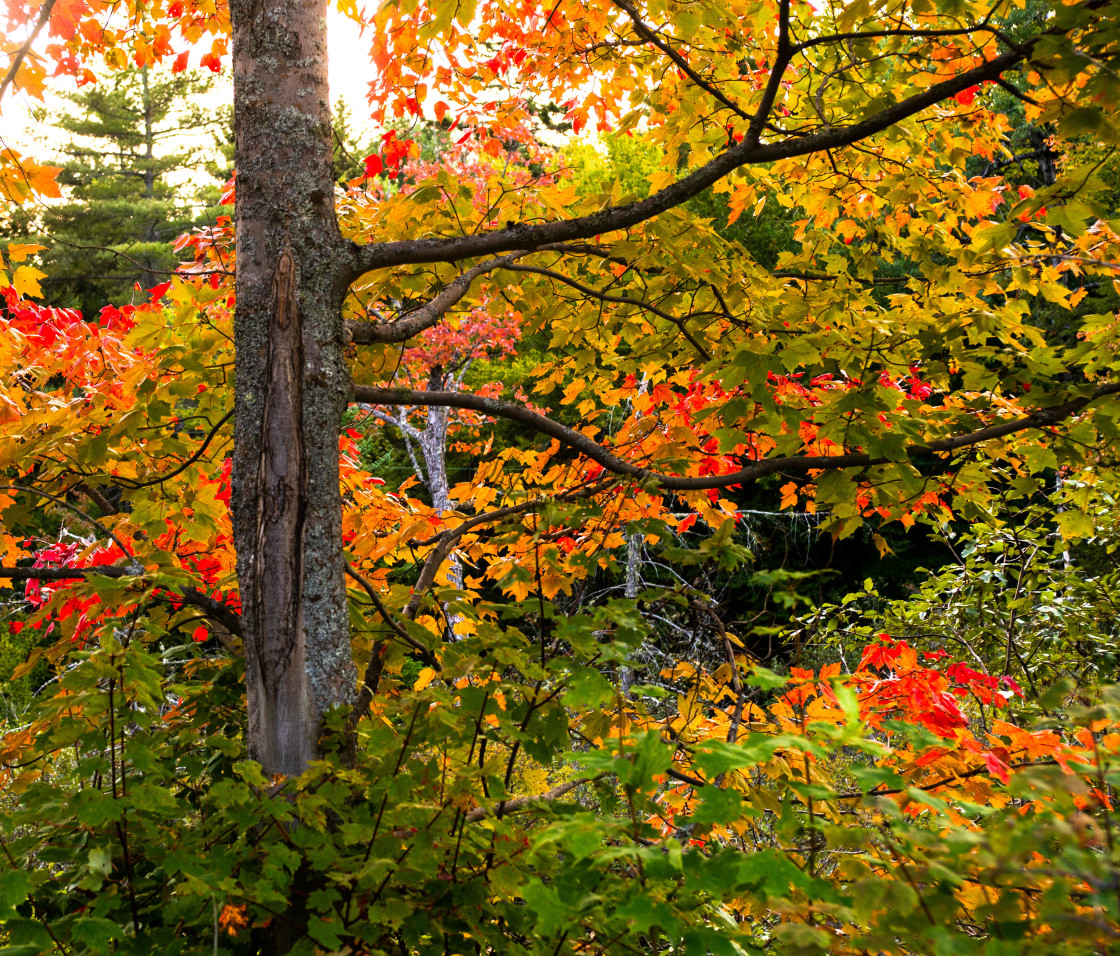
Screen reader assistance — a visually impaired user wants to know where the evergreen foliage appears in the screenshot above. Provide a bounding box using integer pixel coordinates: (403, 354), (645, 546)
(11, 67), (221, 318)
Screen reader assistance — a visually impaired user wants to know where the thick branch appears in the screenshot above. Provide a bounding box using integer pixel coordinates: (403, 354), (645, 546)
(347, 46), (1026, 274)
(178, 587), (245, 639)
(353, 383), (1120, 491)
(747, 0), (793, 144)
(347, 252), (529, 344)
(74, 482), (118, 517)
(0, 565), (130, 581)
(464, 775), (597, 822)
(0, 565), (243, 637)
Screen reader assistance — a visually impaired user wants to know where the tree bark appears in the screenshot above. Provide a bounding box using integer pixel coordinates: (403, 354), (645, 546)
(229, 0), (355, 777)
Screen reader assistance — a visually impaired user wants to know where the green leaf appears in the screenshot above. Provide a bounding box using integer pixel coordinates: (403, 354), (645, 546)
(69, 918), (122, 953)
(745, 664), (787, 690)
(563, 666), (615, 709)
(691, 785), (748, 825)
(0, 869), (31, 919)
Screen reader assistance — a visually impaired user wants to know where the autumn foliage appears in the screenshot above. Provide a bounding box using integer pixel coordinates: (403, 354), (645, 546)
(3, 0), (1120, 952)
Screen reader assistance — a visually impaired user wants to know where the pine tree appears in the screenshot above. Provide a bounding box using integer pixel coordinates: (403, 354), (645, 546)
(14, 66), (221, 317)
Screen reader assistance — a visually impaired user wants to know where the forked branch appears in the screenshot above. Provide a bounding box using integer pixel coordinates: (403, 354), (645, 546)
(347, 9), (1030, 275)
(347, 252), (530, 344)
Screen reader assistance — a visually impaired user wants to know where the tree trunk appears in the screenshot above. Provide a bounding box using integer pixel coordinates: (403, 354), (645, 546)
(228, 0), (356, 777)
(619, 532), (641, 698)
(140, 66), (155, 202)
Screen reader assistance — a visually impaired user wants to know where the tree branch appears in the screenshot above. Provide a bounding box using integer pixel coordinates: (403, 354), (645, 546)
(402, 478), (616, 619)
(347, 252), (530, 344)
(0, 484), (136, 559)
(790, 22), (1005, 57)
(464, 775), (598, 822)
(352, 383), (1120, 492)
(364, 406), (424, 442)
(611, 0), (749, 119)
(747, 0), (793, 144)
(177, 587), (244, 639)
(0, 565), (243, 638)
(0, 0), (56, 103)
(347, 45), (1029, 274)
(0, 564), (130, 581)
(344, 564), (440, 667)
(35, 230), (233, 278)
(114, 409), (233, 489)
(504, 263), (713, 361)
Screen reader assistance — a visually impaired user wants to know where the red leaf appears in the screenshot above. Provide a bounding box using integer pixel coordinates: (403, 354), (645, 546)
(363, 154), (383, 178)
(678, 513), (697, 533)
(955, 85), (980, 106)
(192, 626), (208, 643)
(985, 751), (1010, 784)
(172, 51), (189, 73)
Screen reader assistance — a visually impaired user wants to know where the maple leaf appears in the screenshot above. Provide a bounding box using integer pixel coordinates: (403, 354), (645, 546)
(955, 84), (980, 106)
(11, 265), (47, 299)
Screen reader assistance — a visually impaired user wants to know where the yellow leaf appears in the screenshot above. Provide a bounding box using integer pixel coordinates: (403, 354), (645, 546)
(872, 533), (894, 558)
(413, 667), (437, 691)
(6, 243), (43, 262)
(10, 649), (43, 680)
(561, 378), (585, 405)
(12, 264), (46, 299)
(12, 58), (45, 100)
(104, 46), (128, 70)
(1, 532), (27, 565)
(504, 577), (531, 602)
